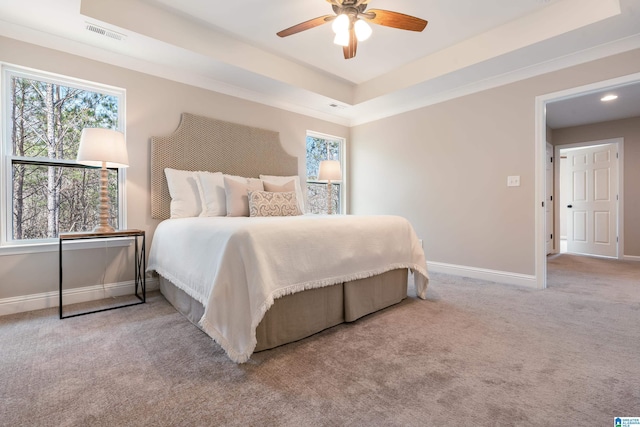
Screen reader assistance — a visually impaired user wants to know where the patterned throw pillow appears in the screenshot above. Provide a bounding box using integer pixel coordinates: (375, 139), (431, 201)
(248, 191), (302, 217)
(260, 175), (306, 213)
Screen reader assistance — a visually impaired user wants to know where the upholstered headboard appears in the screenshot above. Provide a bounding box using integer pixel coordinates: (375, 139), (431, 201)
(151, 113), (298, 220)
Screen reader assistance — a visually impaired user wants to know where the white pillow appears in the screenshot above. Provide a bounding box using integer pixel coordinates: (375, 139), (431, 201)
(164, 168), (201, 218)
(260, 175), (305, 213)
(263, 180), (295, 193)
(195, 171), (226, 217)
(224, 175), (264, 217)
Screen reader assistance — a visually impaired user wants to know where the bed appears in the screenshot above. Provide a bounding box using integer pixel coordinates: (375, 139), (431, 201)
(147, 113), (429, 363)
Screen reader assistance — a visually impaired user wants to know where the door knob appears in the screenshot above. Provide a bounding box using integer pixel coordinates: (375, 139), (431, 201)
(567, 204), (573, 208)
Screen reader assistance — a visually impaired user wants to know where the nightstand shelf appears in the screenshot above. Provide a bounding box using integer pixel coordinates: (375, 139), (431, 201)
(59, 229), (146, 319)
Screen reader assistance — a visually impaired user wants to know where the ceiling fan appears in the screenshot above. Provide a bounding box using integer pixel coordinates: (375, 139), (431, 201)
(276, 0), (428, 60)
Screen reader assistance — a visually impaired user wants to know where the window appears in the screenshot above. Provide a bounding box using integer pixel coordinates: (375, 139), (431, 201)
(306, 131), (345, 214)
(1, 66), (125, 246)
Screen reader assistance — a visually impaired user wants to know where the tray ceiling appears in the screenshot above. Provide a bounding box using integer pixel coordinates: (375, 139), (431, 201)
(0, 0), (639, 126)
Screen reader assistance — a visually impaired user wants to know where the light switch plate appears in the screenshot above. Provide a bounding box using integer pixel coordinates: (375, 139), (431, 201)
(507, 176), (520, 187)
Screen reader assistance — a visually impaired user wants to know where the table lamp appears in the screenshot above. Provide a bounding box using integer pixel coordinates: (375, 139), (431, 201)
(77, 128), (129, 233)
(318, 160), (342, 215)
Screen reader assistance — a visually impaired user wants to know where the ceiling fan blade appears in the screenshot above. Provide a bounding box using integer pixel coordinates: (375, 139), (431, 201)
(277, 15), (335, 38)
(343, 28), (357, 59)
(363, 9), (428, 32)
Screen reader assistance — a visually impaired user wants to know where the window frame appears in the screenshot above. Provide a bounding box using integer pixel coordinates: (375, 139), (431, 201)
(0, 64), (128, 254)
(305, 130), (347, 215)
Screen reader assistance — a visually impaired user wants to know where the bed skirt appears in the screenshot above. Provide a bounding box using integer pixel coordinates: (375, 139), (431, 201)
(159, 268), (408, 352)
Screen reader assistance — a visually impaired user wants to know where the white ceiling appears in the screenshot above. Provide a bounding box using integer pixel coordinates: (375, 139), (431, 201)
(147, 0), (551, 84)
(547, 81), (640, 129)
(1, 0), (640, 126)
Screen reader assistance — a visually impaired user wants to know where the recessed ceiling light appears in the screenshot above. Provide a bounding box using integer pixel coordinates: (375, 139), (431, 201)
(601, 94), (618, 102)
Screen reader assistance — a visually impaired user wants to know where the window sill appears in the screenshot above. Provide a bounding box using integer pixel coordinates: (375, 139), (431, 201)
(0, 237), (134, 256)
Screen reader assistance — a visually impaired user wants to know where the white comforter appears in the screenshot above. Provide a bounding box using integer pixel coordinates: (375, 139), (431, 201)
(147, 214), (429, 363)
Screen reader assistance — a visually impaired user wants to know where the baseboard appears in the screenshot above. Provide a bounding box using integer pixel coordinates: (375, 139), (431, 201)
(623, 255), (640, 262)
(0, 277), (159, 317)
(427, 261), (539, 289)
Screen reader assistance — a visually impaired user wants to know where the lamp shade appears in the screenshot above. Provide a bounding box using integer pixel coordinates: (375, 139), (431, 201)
(332, 14), (350, 34)
(354, 19), (372, 41)
(333, 30), (350, 47)
(318, 160), (342, 181)
(77, 128), (129, 168)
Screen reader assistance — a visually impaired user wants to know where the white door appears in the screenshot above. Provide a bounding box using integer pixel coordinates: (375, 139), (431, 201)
(546, 143), (554, 254)
(566, 143), (618, 257)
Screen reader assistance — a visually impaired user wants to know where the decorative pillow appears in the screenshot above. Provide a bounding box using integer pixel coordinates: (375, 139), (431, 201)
(195, 171), (226, 217)
(248, 191), (302, 217)
(263, 180), (295, 192)
(224, 175), (264, 217)
(165, 168), (201, 218)
(260, 175), (305, 213)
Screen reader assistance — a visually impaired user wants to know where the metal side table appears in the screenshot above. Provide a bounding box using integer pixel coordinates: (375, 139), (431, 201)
(59, 229), (145, 319)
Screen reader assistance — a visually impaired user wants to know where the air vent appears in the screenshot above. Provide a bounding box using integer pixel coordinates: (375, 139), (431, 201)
(85, 23), (126, 41)
(329, 103), (347, 110)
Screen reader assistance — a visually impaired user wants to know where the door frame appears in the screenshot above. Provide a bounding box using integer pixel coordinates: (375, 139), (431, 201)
(554, 139), (624, 259)
(534, 71), (640, 289)
(546, 142), (554, 255)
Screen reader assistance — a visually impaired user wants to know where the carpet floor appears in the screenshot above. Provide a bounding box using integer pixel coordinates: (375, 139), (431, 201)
(1, 254), (638, 426)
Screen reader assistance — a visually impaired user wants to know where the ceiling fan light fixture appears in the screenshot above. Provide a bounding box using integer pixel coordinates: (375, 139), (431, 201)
(276, 1), (428, 60)
(332, 14), (350, 34)
(333, 30), (350, 46)
(354, 19), (372, 41)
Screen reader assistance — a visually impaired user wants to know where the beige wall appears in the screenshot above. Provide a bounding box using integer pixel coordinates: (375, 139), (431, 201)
(350, 48), (640, 275)
(552, 116), (640, 256)
(0, 36), (348, 300)
(2, 35), (640, 302)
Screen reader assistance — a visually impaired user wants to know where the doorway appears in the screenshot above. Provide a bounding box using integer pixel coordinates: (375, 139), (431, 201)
(535, 72), (640, 289)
